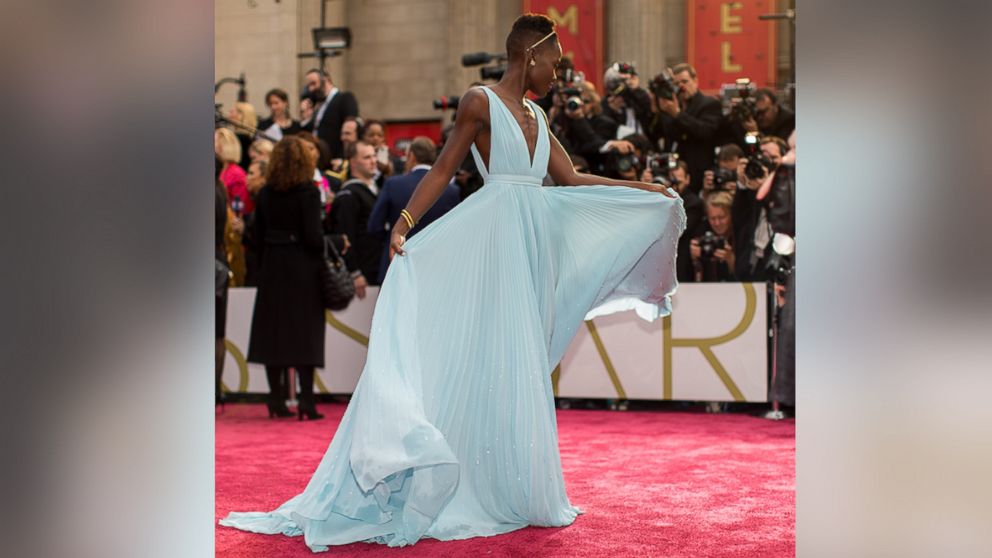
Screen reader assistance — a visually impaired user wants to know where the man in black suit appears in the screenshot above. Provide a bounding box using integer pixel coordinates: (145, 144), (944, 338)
(301, 68), (359, 160)
(368, 137), (460, 284)
(651, 63), (723, 195)
(329, 141), (384, 297)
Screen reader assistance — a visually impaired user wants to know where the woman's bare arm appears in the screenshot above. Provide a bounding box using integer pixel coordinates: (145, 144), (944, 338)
(390, 88), (486, 257)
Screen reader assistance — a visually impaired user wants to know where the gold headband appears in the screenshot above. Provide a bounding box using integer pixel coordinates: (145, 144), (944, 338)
(527, 31), (556, 52)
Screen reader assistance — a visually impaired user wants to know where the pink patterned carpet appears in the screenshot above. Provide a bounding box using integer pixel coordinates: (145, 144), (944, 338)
(216, 403), (794, 557)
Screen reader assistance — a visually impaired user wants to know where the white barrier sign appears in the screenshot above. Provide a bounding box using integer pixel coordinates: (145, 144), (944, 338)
(223, 283), (767, 402)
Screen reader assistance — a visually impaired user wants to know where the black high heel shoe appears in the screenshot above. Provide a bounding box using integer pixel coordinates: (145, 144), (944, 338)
(267, 402), (294, 419)
(298, 406), (325, 421)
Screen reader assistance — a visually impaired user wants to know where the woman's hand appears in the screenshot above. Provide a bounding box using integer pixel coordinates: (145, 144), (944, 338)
(636, 181), (678, 198)
(389, 220), (411, 260)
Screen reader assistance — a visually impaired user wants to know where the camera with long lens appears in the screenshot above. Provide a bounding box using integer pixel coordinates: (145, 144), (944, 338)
(649, 68), (678, 101)
(730, 77), (757, 122)
(697, 231), (726, 260)
(480, 65), (505, 81)
(461, 51), (508, 82)
(742, 133), (776, 180)
(713, 167), (738, 189)
(432, 95), (459, 110)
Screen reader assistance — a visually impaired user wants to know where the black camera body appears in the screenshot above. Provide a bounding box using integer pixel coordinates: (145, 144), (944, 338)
(608, 150), (640, 176)
(649, 69), (678, 101)
(713, 167), (738, 189)
(742, 133), (776, 180)
(729, 77), (757, 122)
(697, 231), (726, 259)
(646, 152), (679, 186)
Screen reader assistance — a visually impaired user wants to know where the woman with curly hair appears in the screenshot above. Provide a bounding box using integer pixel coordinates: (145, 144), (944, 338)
(245, 136), (326, 421)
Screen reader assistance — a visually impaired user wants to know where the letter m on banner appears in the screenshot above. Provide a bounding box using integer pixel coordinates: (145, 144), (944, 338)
(522, 1), (605, 91)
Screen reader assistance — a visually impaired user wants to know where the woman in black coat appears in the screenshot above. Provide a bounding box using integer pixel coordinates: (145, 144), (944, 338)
(247, 136), (326, 420)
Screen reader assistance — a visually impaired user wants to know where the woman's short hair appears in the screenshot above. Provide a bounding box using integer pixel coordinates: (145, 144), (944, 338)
(215, 127), (241, 164)
(266, 137), (316, 191)
(233, 102), (257, 133)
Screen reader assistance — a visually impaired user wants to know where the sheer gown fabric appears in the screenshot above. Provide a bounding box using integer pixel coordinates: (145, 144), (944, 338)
(219, 86), (687, 551)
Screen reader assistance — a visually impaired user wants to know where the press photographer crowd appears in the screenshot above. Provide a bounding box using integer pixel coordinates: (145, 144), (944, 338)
(215, 60), (795, 419)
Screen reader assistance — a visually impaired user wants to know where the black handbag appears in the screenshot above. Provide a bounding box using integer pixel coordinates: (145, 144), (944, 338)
(319, 235), (355, 310)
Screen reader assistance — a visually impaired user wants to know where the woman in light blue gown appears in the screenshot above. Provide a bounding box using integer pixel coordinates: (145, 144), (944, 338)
(220, 14), (686, 551)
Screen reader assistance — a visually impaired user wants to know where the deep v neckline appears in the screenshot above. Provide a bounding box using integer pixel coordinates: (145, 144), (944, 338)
(485, 86), (541, 170)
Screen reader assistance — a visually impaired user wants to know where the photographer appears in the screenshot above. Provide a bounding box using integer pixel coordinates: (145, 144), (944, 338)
(690, 191), (737, 282)
(648, 63), (722, 195)
(601, 62), (654, 138)
(731, 135), (788, 281)
(605, 133), (651, 181)
(549, 81), (630, 176)
(702, 143), (744, 200)
(643, 159), (703, 282)
(745, 89), (795, 143)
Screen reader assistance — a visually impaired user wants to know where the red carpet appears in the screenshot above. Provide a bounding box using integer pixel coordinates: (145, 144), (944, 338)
(216, 404), (794, 557)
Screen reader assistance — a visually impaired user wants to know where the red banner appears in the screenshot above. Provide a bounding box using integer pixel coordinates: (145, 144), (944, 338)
(687, 0), (778, 93)
(522, 0), (605, 92)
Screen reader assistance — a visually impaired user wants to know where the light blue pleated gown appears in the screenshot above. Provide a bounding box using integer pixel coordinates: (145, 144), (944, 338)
(219, 86), (686, 551)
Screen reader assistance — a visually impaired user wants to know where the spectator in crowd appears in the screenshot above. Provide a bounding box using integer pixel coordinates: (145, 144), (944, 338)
(368, 136), (459, 284)
(215, 128), (251, 212)
(329, 116), (363, 176)
(247, 136), (326, 421)
(361, 119), (400, 180)
(702, 143), (745, 200)
(242, 159), (269, 287)
(746, 89), (795, 143)
(258, 88), (302, 140)
(690, 191), (737, 282)
(295, 132), (335, 216)
(248, 138), (273, 164)
(227, 101), (259, 170)
(601, 62), (653, 137)
(329, 140), (385, 295)
(301, 68), (359, 160)
(644, 160), (703, 282)
(650, 63), (722, 194)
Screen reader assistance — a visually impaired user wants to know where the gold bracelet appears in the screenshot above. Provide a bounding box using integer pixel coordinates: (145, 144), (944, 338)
(400, 209), (416, 229)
